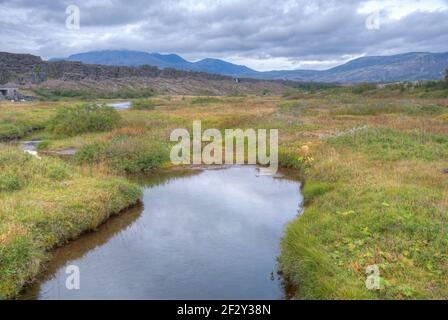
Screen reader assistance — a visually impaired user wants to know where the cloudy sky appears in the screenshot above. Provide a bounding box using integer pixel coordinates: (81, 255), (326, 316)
(1, 0), (447, 71)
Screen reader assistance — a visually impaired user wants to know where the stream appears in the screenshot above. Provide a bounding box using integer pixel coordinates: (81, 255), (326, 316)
(22, 166), (302, 299)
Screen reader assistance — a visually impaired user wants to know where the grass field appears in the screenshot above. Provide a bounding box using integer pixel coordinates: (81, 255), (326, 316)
(0, 86), (447, 299)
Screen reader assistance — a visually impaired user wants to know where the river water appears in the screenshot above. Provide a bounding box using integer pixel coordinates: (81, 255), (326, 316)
(102, 101), (131, 110)
(22, 166), (302, 299)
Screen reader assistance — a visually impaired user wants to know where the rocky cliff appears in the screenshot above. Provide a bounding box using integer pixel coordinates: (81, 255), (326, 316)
(0, 52), (242, 85)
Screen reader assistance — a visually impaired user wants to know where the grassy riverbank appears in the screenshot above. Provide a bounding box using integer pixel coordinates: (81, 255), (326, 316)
(278, 102), (448, 299)
(0, 101), (58, 141)
(0, 147), (141, 299)
(1, 86), (447, 299)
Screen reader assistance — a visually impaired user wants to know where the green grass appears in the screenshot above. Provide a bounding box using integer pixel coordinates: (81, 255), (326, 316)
(330, 103), (448, 116)
(302, 181), (333, 203)
(281, 172), (448, 299)
(328, 128), (448, 161)
(0, 147), (142, 299)
(0, 104), (54, 141)
(131, 99), (158, 110)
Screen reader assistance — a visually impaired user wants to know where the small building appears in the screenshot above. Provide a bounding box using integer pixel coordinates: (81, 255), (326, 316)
(0, 87), (18, 100)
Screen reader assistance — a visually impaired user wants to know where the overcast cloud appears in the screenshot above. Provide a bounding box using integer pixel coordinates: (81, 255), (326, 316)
(1, 0), (447, 70)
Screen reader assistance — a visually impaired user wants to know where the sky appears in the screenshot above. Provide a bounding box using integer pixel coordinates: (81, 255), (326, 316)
(1, 0), (447, 71)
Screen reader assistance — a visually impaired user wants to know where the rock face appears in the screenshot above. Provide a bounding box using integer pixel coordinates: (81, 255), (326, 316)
(0, 67), (9, 84)
(0, 87), (18, 100)
(0, 51), (239, 85)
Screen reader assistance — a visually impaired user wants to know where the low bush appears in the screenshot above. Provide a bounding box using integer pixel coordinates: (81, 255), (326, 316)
(38, 160), (72, 180)
(47, 104), (121, 137)
(191, 97), (221, 105)
(350, 83), (377, 94)
(438, 113), (448, 122)
(73, 141), (107, 164)
(106, 137), (169, 173)
(278, 148), (304, 170)
(131, 99), (157, 110)
(0, 172), (23, 192)
(74, 136), (170, 174)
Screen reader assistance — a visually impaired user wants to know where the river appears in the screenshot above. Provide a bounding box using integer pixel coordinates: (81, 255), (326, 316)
(22, 166), (302, 299)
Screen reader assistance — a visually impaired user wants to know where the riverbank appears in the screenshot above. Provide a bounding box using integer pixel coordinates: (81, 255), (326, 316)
(280, 132), (448, 299)
(0, 147), (142, 299)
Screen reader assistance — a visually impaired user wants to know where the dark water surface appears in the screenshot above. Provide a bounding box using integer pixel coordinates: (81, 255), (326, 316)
(23, 166), (302, 299)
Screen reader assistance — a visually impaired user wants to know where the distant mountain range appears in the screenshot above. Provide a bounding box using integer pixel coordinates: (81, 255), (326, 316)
(52, 50), (448, 83)
(51, 51), (254, 77)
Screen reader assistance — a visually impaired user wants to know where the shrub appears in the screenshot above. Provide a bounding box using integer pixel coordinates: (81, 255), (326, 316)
(47, 104), (121, 137)
(278, 148), (304, 170)
(73, 142), (107, 165)
(105, 137), (169, 174)
(438, 113), (448, 122)
(350, 82), (377, 94)
(0, 172), (23, 192)
(261, 89), (270, 96)
(0, 147), (29, 167)
(74, 137), (169, 174)
(191, 97), (221, 105)
(131, 99), (157, 110)
(40, 160), (72, 180)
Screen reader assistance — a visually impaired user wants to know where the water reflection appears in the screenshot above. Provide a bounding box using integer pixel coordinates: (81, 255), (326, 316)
(22, 166), (302, 300)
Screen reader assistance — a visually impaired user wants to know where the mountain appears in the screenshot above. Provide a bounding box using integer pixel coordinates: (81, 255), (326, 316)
(55, 50), (256, 76)
(61, 51), (169, 67)
(192, 58), (255, 75)
(53, 50), (448, 83)
(264, 52), (448, 83)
